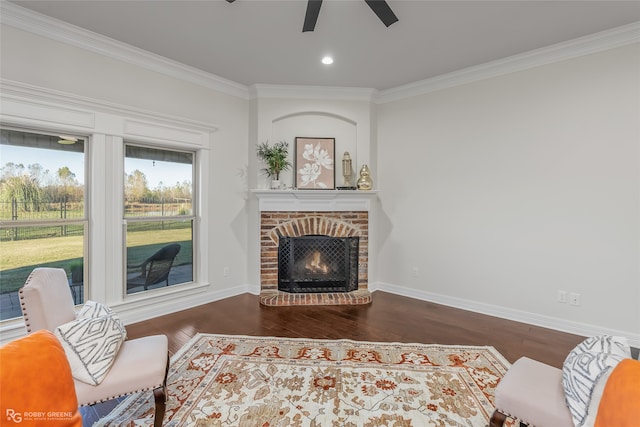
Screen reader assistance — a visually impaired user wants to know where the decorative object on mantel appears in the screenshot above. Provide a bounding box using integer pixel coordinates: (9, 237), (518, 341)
(295, 137), (335, 190)
(337, 151), (357, 190)
(256, 140), (292, 189)
(357, 164), (373, 190)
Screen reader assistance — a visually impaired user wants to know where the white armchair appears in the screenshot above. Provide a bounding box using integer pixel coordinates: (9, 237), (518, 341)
(19, 268), (169, 427)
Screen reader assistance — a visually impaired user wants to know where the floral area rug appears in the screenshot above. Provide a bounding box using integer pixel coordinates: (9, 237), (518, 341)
(96, 334), (514, 427)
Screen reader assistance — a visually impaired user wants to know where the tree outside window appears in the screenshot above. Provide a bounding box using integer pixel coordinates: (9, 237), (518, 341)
(124, 144), (194, 295)
(0, 129), (86, 320)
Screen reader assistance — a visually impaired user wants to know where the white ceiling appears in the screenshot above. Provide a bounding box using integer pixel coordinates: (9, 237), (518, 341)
(9, 0), (640, 91)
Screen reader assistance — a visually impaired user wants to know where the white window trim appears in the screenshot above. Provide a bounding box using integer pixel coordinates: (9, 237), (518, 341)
(0, 79), (216, 343)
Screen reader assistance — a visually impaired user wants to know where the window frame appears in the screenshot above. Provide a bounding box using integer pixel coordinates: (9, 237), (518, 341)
(0, 81), (215, 343)
(0, 127), (90, 314)
(122, 142), (198, 296)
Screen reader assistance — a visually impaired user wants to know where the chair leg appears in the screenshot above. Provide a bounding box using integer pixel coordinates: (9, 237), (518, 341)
(152, 352), (170, 427)
(489, 409), (508, 427)
(153, 387), (166, 427)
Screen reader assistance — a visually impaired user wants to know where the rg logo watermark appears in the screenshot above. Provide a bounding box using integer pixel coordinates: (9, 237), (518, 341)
(6, 409), (22, 423)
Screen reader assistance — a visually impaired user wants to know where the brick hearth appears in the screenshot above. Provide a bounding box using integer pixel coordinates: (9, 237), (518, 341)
(259, 211), (372, 306)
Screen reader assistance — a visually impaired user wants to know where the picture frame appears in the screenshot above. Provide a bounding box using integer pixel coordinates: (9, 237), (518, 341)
(294, 137), (336, 190)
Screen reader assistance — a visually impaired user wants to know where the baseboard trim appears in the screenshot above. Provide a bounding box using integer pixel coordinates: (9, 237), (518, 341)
(373, 282), (640, 348)
(115, 284), (250, 325)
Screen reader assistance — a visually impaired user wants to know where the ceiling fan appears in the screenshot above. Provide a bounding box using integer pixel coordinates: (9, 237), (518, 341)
(225, 0), (399, 33)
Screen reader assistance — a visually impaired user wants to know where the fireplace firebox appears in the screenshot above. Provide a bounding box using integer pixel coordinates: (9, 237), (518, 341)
(278, 235), (359, 293)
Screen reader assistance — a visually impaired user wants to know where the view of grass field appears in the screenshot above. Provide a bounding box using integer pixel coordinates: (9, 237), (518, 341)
(0, 227), (192, 294)
(1, 132), (195, 311)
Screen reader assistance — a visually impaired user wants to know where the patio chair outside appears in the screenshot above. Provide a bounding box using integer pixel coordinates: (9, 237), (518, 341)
(127, 243), (181, 291)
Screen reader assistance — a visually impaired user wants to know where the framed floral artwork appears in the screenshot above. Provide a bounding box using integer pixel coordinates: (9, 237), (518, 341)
(295, 137), (335, 189)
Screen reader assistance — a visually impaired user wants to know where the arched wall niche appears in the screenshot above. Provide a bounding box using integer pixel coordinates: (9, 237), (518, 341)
(272, 111), (357, 126)
(270, 111), (358, 189)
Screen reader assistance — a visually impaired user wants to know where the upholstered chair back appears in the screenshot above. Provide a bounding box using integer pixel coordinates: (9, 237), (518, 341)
(20, 267), (77, 333)
(18, 267), (169, 426)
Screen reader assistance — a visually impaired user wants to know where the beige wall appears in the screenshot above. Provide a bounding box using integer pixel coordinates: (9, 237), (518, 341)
(377, 44), (640, 338)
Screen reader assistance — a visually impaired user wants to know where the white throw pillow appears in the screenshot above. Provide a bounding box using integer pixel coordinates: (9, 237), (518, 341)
(562, 336), (631, 427)
(78, 300), (117, 320)
(55, 312), (126, 385)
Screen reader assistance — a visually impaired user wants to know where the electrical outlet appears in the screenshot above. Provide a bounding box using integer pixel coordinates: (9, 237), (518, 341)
(223, 267), (230, 277)
(557, 290), (567, 303)
(412, 267), (419, 277)
(569, 292), (581, 306)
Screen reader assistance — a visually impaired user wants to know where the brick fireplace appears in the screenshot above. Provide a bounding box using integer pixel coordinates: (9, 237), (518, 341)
(254, 190), (376, 306)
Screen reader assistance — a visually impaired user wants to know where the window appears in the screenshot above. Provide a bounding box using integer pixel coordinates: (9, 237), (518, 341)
(124, 144), (194, 295)
(0, 129), (87, 320)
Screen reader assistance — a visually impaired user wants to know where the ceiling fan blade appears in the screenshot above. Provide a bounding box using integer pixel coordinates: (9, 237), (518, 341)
(364, 0), (398, 27)
(303, 0), (323, 32)
(226, 0), (235, 3)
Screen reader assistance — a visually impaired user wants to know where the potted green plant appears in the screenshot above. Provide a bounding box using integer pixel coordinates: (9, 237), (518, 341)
(256, 140), (292, 189)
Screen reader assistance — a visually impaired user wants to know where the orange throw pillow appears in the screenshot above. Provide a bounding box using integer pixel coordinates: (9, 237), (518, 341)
(0, 330), (82, 427)
(594, 358), (640, 427)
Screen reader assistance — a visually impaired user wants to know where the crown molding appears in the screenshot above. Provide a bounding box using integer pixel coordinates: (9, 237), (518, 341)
(250, 84), (377, 102)
(0, 2), (250, 100)
(377, 21), (640, 104)
(1, 79), (219, 134)
(1, 2), (637, 104)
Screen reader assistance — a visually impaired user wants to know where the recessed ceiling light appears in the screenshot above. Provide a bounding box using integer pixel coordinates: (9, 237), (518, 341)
(321, 56), (334, 65)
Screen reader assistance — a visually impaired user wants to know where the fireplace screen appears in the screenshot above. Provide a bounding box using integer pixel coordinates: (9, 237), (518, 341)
(278, 235), (359, 293)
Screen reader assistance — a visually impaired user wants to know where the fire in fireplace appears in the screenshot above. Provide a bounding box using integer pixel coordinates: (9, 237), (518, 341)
(278, 235), (359, 293)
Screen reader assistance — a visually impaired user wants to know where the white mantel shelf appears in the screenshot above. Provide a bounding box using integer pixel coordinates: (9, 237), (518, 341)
(252, 189), (378, 212)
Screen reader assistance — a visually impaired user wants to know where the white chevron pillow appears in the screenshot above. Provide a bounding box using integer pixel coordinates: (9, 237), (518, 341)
(562, 335), (631, 427)
(55, 311), (126, 385)
(77, 300), (115, 319)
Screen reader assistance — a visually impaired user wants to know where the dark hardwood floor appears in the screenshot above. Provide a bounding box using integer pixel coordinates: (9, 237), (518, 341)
(82, 291), (586, 425)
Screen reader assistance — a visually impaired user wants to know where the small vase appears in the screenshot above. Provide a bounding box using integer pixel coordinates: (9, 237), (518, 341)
(271, 179), (281, 189)
(357, 165), (373, 190)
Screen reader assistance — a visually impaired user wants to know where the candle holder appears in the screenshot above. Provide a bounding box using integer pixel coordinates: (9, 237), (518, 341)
(337, 151), (357, 190)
